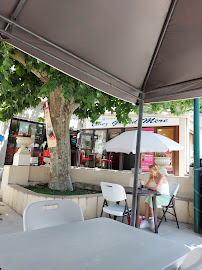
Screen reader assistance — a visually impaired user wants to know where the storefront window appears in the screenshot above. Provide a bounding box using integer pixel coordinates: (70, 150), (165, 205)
(5, 119), (45, 165)
(81, 130), (93, 155)
(31, 124), (44, 159)
(4, 119), (18, 164)
(108, 129), (122, 140)
(93, 130), (107, 154)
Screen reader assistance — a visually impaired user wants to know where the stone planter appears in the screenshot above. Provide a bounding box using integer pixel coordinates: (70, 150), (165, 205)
(13, 137), (33, 166)
(154, 157), (171, 167)
(154, 157), (171, 176)
(16, 137), (33, 155)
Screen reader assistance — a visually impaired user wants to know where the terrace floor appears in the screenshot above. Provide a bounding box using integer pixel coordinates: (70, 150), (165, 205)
(0, 202), (201, 251)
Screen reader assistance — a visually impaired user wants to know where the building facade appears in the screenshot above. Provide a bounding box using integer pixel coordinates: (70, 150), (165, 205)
(81, 113), (202, 176)
(1, 107), (201, 177)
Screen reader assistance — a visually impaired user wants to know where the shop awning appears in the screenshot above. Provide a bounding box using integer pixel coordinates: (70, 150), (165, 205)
(1, 0), (202, 104)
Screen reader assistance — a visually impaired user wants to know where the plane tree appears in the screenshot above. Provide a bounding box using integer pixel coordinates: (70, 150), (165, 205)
(0, 42), (196, 190)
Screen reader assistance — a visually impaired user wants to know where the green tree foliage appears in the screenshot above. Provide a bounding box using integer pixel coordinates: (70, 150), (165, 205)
(0, 42), (136, 124)
(0, 42), (198, 125)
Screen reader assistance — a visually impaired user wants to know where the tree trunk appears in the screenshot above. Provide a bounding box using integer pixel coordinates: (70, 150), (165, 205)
(48, 86), (77, 191)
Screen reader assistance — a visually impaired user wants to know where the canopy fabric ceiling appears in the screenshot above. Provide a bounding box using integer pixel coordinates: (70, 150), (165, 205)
(1, 0), (202, 104)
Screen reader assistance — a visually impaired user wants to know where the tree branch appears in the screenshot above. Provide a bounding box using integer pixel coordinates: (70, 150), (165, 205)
(12, 50), (49, 83)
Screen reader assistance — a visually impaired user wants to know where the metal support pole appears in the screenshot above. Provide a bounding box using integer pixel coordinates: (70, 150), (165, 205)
(131, 93), (144, 227)
(194, 98), (201, 233)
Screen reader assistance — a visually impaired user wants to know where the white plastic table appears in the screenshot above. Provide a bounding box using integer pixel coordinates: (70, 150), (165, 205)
(0, 218), (189, 270)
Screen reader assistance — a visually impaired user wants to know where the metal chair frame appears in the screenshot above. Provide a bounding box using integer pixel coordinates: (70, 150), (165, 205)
(100, 199), (131, 223)
(158, 194), (179, 229)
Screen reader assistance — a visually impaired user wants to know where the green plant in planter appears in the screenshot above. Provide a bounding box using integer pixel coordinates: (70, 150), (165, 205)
(156, 153), (167, 157)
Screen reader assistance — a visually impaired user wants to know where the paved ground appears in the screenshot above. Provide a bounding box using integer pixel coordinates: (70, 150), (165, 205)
(149, 220), (202, 250)
(0, 202), (201, 250)
(0, 202), (23, 235)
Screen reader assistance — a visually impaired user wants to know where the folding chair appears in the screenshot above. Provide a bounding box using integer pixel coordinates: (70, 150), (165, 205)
(100, 182), (131, 224)
(158, 182), (180, 229)
(23, 199), (84, 232)
(80, 150), (92, 167)
(101, 153), (113, 169)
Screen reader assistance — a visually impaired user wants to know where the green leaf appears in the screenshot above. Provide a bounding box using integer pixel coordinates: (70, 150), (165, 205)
(38, 117), (45, 122)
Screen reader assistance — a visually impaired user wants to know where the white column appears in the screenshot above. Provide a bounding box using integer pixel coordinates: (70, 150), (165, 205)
(179, 118), (187, 176)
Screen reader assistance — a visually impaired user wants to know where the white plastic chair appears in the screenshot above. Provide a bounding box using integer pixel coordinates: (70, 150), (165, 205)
(23, 199), (84, 232)
(178, 247), (202, 270)
(157, 182), (180, 228)
(100, 182), (131, 223)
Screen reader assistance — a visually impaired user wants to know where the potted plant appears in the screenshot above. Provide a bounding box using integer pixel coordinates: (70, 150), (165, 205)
(154, 153), (171, 167)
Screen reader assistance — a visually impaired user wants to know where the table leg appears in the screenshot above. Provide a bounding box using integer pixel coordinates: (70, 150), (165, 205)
(93, 155), (96, 167)
(135, 196), (140, 228)
(152, 196), (158, 233)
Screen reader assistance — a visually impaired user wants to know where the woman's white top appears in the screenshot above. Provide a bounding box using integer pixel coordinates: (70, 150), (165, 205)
(151, 176), (170, 195)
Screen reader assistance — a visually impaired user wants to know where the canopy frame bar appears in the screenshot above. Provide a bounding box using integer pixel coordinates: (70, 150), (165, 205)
(146, 86), (202, 102)
(5, 0), (27, 32)
(0, 29), (139, 100)
(141, 0), (178, 92)
(0, 14), (141, 95)
(145, 77), (202, 95)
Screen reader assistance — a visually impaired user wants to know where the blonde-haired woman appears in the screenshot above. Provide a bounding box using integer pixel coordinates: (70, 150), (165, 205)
(140, 164), (170, 230)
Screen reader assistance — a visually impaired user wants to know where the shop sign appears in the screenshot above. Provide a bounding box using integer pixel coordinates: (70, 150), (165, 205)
(141, 153), (154, 172)
(141, 128), (154, 172)
(85, 116), (179, 129)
